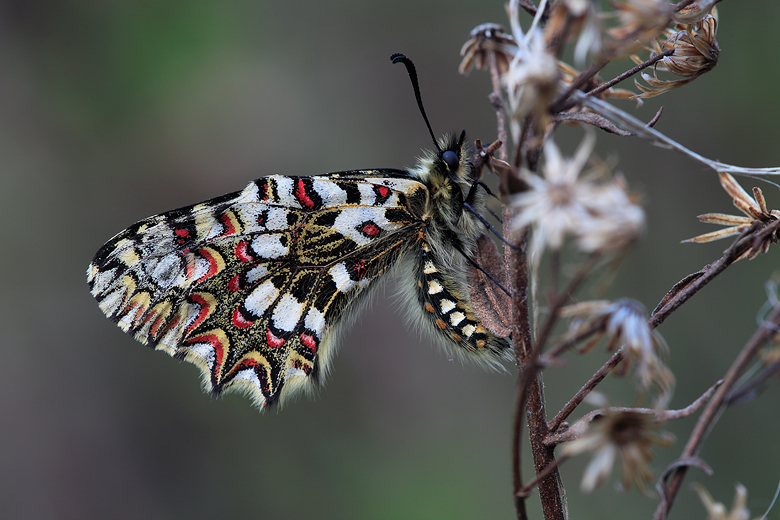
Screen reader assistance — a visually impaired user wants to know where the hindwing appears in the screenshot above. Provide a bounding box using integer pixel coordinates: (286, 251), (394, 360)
(88, 171), (429, 407)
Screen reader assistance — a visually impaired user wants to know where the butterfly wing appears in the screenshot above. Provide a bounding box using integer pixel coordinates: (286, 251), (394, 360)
(87, 171), (428, 408)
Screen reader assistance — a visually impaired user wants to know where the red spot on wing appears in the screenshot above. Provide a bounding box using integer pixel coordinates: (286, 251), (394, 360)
(258, 179), (271, 201)
(300, 333), (318, 354)
(184, 332), (229, 380)
(232, 307), (254, 329)
(362, 223), (380, 236)
(378, 186), (389, 198)
(218, 213), (236, 237)
(174, 228), (191, 246)
(185, 258), (195, 281)
(159, 313), (182, 338)
(195, 248), (220, 283)
(352, 259), (367, 278)
(225, 357), (273, 395)
(228, 274), (241, 292)
(293, 359), (312, 375)
(266, 328), (285, 348)
(295, 179), (315, 209)
(235, 241), (253, 262)
(185, 294), (212, 335)
(148, 312), (167, 340)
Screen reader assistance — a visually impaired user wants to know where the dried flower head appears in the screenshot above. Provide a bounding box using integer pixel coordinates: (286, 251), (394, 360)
(503, 28), (560, 132)
(544, 0), (603, 66)
(635, 9), (719, 98)
(692, 483), (759, 520)
(571, 0), (604, 60)
(511, 133), (645, 258)
(608, 0), (673, 52)
(672, 0), (719, 24)
(683, 172), (780, 260)
(575, 173), (645, 253)
(560, 408), (674, 492)
(459, 23), (517, 76)
(562, 299), (673, 404)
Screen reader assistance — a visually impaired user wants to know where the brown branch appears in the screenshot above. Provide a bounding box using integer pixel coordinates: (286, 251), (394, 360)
(550, 50), (674, 114)
(548, 349), (624, 432)
(587, 50), (674, 99)
(547, 380), (721, 446)
(549, 59), (609, 114)
(725, 358), (780, 405)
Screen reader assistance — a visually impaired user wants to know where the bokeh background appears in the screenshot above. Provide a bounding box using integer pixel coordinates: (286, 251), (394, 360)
(2, 1), (780, 519)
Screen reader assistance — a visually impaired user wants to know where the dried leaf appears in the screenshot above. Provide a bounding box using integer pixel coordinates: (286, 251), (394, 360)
(469, 234), (512, 337)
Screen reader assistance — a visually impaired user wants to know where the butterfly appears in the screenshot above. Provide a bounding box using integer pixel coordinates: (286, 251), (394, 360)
(86, 54), (512, 410)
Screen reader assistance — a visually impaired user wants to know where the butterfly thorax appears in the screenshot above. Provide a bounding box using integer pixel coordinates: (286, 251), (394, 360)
(408, 135), (486, 262)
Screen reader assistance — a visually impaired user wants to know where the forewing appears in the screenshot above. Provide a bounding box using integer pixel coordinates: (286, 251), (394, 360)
(87, 172), (427, 408)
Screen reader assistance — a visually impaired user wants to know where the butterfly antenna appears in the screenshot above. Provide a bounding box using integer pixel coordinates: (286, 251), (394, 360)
(391, 53), (441, 153)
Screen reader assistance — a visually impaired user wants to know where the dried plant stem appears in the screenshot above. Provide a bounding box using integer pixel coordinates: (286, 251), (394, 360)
(551, 50), (673, 114)
(487, 52), (508, 159)
(654, 301), (780, 519)
(548, 349), (624, 432)
(576, 92), (780, 177)
(585, 50), (674, 100)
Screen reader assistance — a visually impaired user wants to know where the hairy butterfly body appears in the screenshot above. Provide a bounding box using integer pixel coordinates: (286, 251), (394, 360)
(87, 56), (512, 410)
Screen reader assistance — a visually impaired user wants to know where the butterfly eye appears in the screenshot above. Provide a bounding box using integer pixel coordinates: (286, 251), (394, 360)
(442, 150), (459, 172)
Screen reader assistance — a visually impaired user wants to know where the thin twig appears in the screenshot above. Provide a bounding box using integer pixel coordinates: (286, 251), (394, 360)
(541, 320), (605, 362)
(725, 359), (780, 405)
(587, 50), (674, 99)
(547, 381), (721, 446)
(548, 350), (624, 432)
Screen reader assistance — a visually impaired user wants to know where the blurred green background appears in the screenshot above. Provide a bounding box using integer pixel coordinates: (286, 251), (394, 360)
(2, 1), (780, 519)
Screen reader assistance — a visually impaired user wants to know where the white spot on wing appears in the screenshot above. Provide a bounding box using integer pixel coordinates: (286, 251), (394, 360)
(91, 267), (118, 295)
(189, 254), (210, 281)
(329, 263), (356, 293)
(233, 369), (266, 398)
(427, 280), (443, 295)
(273, 176), (299, 207)
(272, 294), (304, 332)
(184, 298), (203, 331)
(149, 253), (182, 286)
(265, 207), (289, 230)
(304, 307), (326, 337)
(251, 234), (288, 259)
(332, 207), (403, 247)
(99, 286), (127, 316)
(236, 181), (260, 203)
(357, 183), (376, 205)
(245, 279), (279, 317)
(312, 179), (348, 206)
(186, 342), (216, 369)
(285, 366), (308, 379)
(245, 264), (269, 284)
